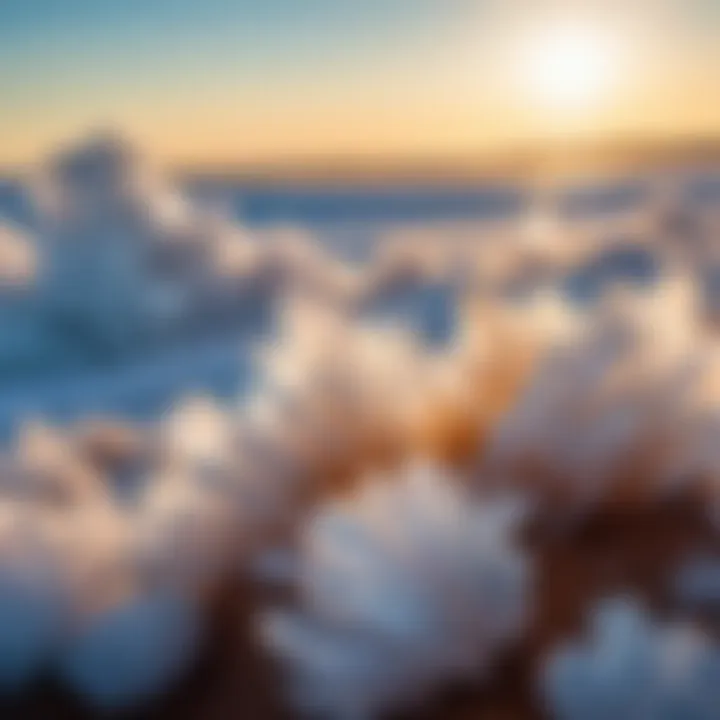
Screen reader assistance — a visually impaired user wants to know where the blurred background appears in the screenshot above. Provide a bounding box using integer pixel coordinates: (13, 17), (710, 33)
(0, 0), (718, 430)
(0, 2), (719, 719)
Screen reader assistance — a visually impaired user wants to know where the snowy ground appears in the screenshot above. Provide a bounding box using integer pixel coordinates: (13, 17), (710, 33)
(0, 138), (718, 718)
(0, 162), (717, 435)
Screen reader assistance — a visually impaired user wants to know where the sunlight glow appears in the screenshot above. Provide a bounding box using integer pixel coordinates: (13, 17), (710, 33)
(520, 20), (619, 113)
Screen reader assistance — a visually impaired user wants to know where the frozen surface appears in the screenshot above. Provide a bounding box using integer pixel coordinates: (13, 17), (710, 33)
(262, 462), (530, 719)
(543, 598), (720, 720)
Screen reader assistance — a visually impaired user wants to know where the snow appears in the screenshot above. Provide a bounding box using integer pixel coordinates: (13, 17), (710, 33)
(58, 592), (201, 710)
(262, 462), (530, 719)
(543, 597), (720, 720)
(0, 131), (716, 715)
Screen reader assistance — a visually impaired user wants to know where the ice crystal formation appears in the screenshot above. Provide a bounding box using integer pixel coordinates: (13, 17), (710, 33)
(543, 597), (720, 720)
(262, 462), (530, 719)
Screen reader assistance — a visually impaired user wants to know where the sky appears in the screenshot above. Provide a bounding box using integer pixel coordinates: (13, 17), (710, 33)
(1, 0), (719, 166)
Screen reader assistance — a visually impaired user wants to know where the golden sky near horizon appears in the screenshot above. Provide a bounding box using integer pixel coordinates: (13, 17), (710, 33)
(1, 0), (719, 166)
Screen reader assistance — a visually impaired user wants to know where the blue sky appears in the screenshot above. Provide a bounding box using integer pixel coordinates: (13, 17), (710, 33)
(0, 0), (470, 160)
(0, 0), (718, 165)
(0, 0), (452, 92)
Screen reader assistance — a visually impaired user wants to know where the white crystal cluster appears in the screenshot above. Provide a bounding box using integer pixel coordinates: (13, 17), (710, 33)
(484, 277), (720, 512)
(543, 598), (720, 720)
(250, 302), (428, 457)
(261, 462), (530, 719)
(0, 303), (496, 709)
(34, 133), (365, 354)
(0, 417), (210, 708)
(0, 133), (718, 718)
(6, 131), (710, 374)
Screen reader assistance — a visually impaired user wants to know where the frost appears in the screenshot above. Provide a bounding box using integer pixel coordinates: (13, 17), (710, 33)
(543, 597), (720, 720)
(262, 462), (530, 719)
(0, 504), (70, 689)
(485, 278), (712, 509)
(58, 591), (201, 710)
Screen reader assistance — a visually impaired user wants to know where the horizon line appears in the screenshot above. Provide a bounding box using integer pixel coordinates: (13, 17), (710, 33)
(1, 131), (720, 184)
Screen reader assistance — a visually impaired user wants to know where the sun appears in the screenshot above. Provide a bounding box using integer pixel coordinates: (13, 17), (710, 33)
(519, 20), (618, 112)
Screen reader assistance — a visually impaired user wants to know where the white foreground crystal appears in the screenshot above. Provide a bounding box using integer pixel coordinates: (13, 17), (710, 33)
(543, 597), (720, 720)
(262, 462), (530, 719)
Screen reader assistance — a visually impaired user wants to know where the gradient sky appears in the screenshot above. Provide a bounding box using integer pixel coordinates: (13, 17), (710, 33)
(1, 0), (719, 166)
